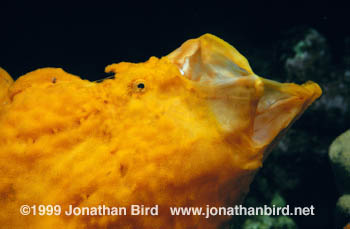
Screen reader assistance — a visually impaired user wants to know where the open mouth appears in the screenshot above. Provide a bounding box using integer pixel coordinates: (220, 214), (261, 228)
(167, 33), (322, 154)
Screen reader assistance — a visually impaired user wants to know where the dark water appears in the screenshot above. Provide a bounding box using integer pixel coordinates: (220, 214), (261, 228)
(1, 5), (349, 80)
(1, 4), (349, 229)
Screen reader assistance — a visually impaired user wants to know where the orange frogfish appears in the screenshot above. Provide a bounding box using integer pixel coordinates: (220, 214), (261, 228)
(0, 34), (321, 228)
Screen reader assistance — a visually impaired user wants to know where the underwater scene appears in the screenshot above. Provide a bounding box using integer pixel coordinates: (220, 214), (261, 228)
(1, 4), (349, 229)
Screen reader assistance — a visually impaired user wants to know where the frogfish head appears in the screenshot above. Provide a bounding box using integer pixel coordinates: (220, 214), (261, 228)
(106, 33), (321, 171)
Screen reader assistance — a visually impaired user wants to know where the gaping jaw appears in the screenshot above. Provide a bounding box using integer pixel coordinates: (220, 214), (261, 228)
(167, 34), (322, 165)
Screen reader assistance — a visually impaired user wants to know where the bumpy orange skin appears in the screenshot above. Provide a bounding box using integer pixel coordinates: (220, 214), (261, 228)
(0, 34), (321, 229)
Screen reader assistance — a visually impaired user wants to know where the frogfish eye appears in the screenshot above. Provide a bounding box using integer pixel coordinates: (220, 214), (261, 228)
(137, 83), (145, 89)
(132, 79), (146, 93)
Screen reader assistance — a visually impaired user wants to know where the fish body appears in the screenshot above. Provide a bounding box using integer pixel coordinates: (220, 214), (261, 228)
(0, 34), (321, 228)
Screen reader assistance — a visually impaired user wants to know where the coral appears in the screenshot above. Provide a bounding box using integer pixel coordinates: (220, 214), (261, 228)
(335, 195), (350, 229)
(241, 215), (296, 229)
(331, 131), (350, 228)
(284, 29), (330, 84)
(329, 130), (350, 194)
